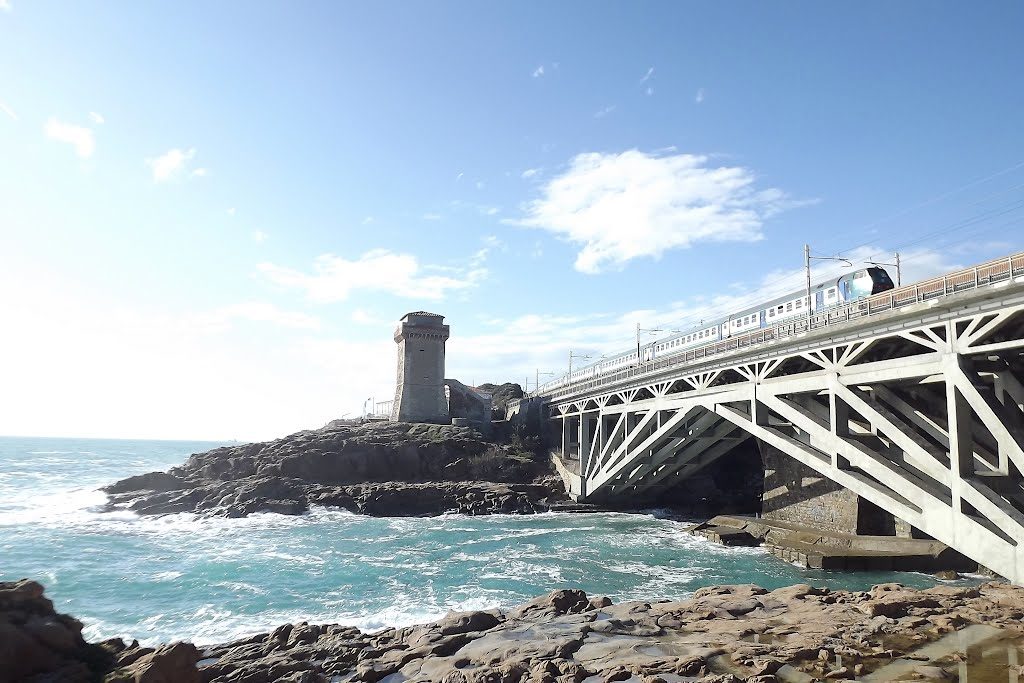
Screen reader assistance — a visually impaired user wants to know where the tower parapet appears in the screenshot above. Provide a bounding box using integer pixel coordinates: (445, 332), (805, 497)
(390, 312), (450, 423)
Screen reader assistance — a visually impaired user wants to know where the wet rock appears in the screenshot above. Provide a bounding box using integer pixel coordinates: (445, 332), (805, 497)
(510, 589), (595, 620)
(103, 471), (189, 494)
(102, 422), (567, 518)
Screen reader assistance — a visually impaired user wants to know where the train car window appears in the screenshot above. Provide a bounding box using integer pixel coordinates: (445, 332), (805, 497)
(786, 303), (793, 312)
(795, 299), (802, 309)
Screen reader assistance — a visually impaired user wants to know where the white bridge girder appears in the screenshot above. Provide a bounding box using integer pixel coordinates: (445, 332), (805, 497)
(549, 286), (1024, 584)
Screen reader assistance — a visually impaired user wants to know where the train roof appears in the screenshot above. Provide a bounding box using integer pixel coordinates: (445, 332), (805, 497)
(577, 266), (893, 370)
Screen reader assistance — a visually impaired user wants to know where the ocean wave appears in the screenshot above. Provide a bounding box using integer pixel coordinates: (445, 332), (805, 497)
(0, 487), (111, 527)
(6, 437), (954, 649)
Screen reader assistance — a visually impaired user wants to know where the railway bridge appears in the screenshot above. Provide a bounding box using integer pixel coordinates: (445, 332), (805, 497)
(537, 254), (1024, 584)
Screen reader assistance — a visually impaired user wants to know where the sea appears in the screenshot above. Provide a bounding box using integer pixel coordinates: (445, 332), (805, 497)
(0, 435), (962, 647)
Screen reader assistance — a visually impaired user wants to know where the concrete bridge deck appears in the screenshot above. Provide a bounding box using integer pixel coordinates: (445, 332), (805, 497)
(539, 254), (1024, 584)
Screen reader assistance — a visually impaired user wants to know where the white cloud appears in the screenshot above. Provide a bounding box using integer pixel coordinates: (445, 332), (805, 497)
(89, 111), (104, 124)
(147, 147), (197, 182)
(455, 172), (464, 182)
(640, 67), (654, 83)
(0, 1), (10, 11)
(44, 117), (95, 158)
(361, 216), (374, 224)
(521, 168), (541, 179)
(422, 213), (442, 221)
(191, 167), (208, 178)
(484, 206), (500, 216)
(0, 101), (17, 120)
(475, 180), (485, 190)
(258, 249), (488, 303)
(645, 86), (654, 96)
(594, 105), (616, 118)
(532, 65), (545, 78)
(512, 149), (801, 274)
(252, 230), (269, 243)
(227, 207), (236, 216)
(696, 88), (706, 104)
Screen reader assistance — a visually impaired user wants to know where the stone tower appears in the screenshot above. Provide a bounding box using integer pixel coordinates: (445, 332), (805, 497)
(391, 311), (450, 423)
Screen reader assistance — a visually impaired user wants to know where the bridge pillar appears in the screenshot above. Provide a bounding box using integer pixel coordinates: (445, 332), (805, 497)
(752, 399), (770, 426)
(828, 380), (851, 469)
(579, 413), (592, 492)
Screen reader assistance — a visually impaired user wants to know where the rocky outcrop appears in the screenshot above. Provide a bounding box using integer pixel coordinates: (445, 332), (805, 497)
(15, 579), (1024, 682)
(103, 421), (565, 518)
(477, 382), (524, 418)
(0, 579), (113, 682)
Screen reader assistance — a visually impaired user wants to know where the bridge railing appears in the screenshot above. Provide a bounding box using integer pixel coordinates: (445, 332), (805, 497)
(539, 252), (1024, 401)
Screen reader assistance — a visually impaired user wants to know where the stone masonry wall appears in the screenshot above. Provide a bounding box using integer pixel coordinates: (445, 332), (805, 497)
(759, 440), (900, 535)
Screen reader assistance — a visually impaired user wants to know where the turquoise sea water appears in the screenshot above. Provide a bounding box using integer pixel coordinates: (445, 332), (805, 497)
(1, 435), (957, 646)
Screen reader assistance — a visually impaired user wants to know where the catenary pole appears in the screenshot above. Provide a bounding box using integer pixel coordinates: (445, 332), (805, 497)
(804, 244), (812, 322)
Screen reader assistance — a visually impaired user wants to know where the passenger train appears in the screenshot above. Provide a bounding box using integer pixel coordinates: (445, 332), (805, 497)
(540, 266), (895, 392)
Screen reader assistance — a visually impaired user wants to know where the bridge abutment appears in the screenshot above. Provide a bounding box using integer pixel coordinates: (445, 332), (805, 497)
(760, 441), (906, 537)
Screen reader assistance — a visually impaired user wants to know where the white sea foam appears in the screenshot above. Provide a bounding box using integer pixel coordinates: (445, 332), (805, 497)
(0, 486), (111, 527)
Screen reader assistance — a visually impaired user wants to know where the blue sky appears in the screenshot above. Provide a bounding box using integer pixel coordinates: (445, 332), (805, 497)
(1, 2), (1023, 440)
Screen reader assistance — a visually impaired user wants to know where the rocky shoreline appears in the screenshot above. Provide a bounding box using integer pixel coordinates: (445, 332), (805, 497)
(7, 577), (1024, 682)
(103, 422), (572, 518)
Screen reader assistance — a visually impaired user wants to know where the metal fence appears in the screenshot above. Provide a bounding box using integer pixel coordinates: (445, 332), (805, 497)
(535, 252), (1024, 402)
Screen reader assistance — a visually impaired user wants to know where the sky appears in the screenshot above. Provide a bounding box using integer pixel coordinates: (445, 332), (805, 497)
(1, 2), (1023, 441)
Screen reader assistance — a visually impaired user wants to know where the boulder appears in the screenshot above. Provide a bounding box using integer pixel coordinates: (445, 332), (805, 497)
(105, 642), (200, 682)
